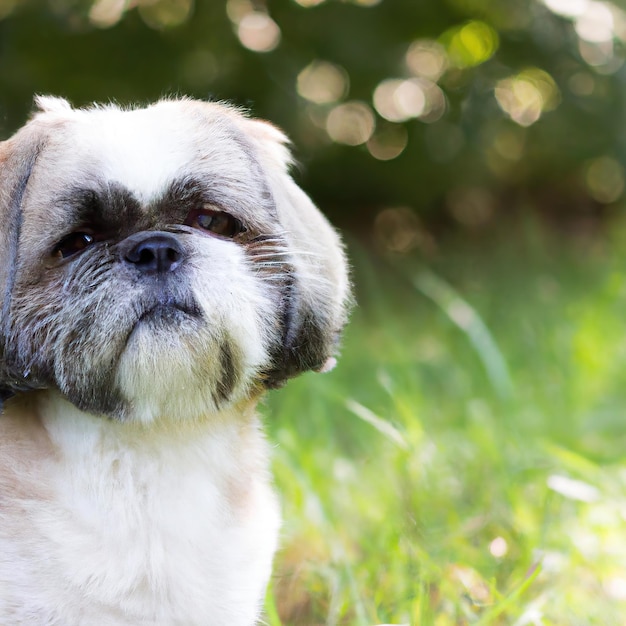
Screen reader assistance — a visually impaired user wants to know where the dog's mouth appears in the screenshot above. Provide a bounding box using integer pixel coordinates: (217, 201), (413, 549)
(137, 302), (202, 325)
(125, 295), (203, 344)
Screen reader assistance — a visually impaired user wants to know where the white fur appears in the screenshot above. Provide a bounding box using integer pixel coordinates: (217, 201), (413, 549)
(0, 393), (280, 625)
(32, 98), (246, 206)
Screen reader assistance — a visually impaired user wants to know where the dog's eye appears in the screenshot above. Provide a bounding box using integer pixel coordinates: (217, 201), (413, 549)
(52, 232), (95, 259)
(185, 207), (246, 238)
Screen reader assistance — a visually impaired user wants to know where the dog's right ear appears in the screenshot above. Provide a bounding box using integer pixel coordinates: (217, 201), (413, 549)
(0, 120), (46, 406)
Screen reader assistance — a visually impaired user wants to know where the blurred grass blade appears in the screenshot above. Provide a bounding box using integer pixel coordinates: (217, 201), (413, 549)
(412, 268), (513, 399)
(345, 399), (409, 450)
(543, 442), (600, 476)
(474, 562), (542, 625)
(263, 581), (283, 626)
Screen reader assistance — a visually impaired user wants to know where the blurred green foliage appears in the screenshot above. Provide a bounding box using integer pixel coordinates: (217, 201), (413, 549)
(2, 0), (626, 237)
(3, 3), (626, 623)
(266, 224), (626, 624)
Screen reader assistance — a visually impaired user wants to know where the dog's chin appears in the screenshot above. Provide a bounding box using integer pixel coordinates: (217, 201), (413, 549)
(111, 308), (262, 425)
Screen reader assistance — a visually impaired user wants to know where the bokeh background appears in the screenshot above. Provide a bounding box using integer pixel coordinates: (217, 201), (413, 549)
(4, 0), (626, 235)
(4, 0), (626, 624)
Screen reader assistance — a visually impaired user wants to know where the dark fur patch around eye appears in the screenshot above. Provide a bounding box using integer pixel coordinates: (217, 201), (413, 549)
(58, 185), (143, 237)
(154, 178), (207, 226)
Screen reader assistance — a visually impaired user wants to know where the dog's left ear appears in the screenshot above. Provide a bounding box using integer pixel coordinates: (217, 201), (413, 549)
(238, 117), (352, 387)
(0, 117), (46, 403)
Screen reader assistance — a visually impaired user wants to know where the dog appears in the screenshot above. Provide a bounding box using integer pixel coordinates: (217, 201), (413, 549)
(0, 96), (350, 625)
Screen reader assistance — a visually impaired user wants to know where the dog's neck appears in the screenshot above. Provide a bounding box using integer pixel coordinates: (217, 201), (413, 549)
(0, 389), (280, 625)
(3, 389), (274, 524)
(27, 389), (260, 458)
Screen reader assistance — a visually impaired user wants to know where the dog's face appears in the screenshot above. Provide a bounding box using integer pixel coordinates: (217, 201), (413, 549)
(0, 97), (350, 423)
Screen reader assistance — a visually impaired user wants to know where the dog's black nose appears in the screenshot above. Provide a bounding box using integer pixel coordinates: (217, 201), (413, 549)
(122, 232), (184, 274)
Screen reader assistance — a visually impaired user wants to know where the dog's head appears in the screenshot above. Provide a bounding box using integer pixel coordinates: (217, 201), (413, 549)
(0, 97), (351, 422)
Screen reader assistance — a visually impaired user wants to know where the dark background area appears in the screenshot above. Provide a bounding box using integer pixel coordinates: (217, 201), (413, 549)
(2, 0), (626, 247)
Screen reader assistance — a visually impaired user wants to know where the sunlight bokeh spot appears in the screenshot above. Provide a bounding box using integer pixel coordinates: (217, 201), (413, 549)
(495, 79), (541, 127)
(374, 79), (425, 122)
(585, 156), (625, 203)
(226, 0), (281, 53)
(373, 78), (445, 123)
(489, 536), (508, 558)
(374, 207), (425, 254)
(297, 60), (349, 104)
(350, 0), (382, 6)
(332, 458), (357, 482)
(139, 0), (193, 29)
(575, 1), (614, 43)
(578, 39), (623, 71)
(326, 101), (375, 145)
(237, 11), (281, 52)
(391, 80), (426, 119)
(542, 0), (626, 71)
(366, 123), (408, 161)
(0, 0), (16, 20)
(418, 81), (447, 123)
(88, 0), (125, 27)
(542, 0), (589, 18)
(441, 20), (499, 68)
(447, 565), (492, 605)
(226, 0), (254, 23)
(492, 126), (526, 161)
(495, 68), (560, 127)
(605, 577), (626, 600)
(405, 39), (448, 81)
(447, 187), (495, 228)
(293, 0), (326, 6)
(547, 475), (600, 502)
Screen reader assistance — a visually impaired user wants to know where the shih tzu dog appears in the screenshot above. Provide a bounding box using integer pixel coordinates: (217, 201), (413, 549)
(0, 97), (350, 625)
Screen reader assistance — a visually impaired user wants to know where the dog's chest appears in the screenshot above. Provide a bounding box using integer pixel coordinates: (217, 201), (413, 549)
(2, 413), (280, 626)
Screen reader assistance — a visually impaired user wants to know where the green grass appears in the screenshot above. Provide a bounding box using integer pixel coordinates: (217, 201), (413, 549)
(263, 220), (626, 625)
